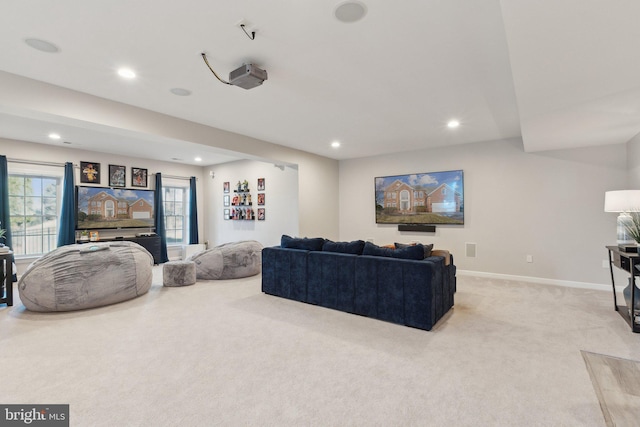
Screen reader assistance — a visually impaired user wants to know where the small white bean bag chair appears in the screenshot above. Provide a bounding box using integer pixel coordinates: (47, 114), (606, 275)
(188, 240), (263, 280)
(19, 241), (153, 312)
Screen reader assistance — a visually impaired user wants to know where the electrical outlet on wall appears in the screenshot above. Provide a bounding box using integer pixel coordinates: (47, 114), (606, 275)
(526, 255), (533, 263)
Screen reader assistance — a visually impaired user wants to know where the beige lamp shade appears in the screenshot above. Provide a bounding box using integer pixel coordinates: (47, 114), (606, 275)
(604, 190), (640, 212)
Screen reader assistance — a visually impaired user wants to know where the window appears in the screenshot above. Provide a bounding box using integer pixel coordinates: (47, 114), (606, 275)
(9, 174), (61, 256)
(163, 186), (188, 245)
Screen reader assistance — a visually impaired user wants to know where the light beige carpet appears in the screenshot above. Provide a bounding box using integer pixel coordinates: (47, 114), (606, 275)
(1, 270), (639, 426)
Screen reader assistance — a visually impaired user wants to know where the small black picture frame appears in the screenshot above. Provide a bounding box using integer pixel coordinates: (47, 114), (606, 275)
(109, 164), (126, 187)
(80, 161), (101, 184)
(131, 167), (148, 188)
(257, 178), (265, 191)
(223, 195), (230, 207)
(223, 181), (230, 193)
(258, 208), (265, 221)
(257, 193), (265, 206)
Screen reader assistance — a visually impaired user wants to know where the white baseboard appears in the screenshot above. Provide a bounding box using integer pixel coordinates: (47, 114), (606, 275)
(457, 269), (622, 292)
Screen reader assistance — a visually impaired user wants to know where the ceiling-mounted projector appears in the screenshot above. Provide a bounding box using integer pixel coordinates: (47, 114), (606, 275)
(229, 63), (268, 89)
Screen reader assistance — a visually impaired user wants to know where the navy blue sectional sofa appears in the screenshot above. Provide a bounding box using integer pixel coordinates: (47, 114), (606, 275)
(261, 237), (456, 331)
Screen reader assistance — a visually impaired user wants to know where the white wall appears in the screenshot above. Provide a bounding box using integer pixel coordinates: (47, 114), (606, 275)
(0, 137), (206, 269)
(203, 160), (299, 247)
(628, 133), (640, 188)
(0, 71), (339, 241)
(339, 138), (627, 285)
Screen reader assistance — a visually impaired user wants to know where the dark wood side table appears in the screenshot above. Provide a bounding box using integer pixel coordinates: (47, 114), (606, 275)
(0, 251), (14, 306)
(606, 245), (639, 332)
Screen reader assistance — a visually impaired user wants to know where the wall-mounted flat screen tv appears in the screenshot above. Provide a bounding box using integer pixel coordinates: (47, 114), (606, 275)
(375, 170), (464, 225)
(76, 185), (155, 230)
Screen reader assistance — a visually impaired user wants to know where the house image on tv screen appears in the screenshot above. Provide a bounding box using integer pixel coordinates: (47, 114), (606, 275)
(77, 186), (155, 229)
(382, 181), (461, 213)
(375, 170), (464, 225)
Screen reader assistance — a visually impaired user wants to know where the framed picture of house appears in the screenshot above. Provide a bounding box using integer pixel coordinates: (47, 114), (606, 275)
(375, 169), (464, 225)
(257, 178), (265, 191)
(80, 161), (100, 184)
(109, 164), (126, 187)
(131, 167), (148, 188)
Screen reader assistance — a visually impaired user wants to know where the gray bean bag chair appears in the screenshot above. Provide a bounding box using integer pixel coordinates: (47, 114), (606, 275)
(188, 240), (263, 280)
(19, 241), (153, 312)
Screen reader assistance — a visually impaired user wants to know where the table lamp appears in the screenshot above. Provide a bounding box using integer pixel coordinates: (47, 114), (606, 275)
(604, 190), (640, 248)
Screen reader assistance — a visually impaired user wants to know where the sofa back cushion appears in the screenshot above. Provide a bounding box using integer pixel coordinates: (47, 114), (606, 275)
(281, 235), (326, 251)
(362, 242), (425, 260)
(322, 239), (365, 255)
(395, 242), (434, 258)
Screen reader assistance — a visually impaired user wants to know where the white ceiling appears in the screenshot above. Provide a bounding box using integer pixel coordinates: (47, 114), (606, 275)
(0, 0), (639, 165)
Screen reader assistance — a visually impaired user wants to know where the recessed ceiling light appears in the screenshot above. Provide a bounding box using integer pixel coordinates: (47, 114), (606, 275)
(48, 133), (61, 140)
(447, 120), (460, 129)
(331, 141), (341, 148)
(194, 157), (202, 162)
(334, 1), (367, 23)
(170, 88), (192, 96)
(25, 38), (59, 53)
(117, 68), (136, 79)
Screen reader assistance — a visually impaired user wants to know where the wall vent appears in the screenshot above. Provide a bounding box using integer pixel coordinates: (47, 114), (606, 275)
(465, 242), (477, 258)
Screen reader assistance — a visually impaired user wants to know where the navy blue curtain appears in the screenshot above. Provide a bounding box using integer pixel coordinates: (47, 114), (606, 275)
(57, 162), (76, 247)
(0, 155), (12, 250)
(154, 173), (169, 263)
(189, 176), (199, 244)
(0, 155), (16, 282)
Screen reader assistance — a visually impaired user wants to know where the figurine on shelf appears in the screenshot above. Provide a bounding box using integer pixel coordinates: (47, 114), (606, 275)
(246, 194), (252, 205)
(242, 180), (249, 192)
(232, 195), (239, 206)
(236, 181), (242, 192)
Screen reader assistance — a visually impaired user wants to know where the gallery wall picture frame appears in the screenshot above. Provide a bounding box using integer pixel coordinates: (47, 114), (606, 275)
(257, 193), (265, 206)
(257, 178), (265, 191)
(223, 181), (230, 193)
(131, 167), (148, 188)
(109, 164), (126, 187)
(258, 208), (265, 221)
(223, 195), (230, 207)
(224, 209), (230, 220)
(80, 161), (101, 184)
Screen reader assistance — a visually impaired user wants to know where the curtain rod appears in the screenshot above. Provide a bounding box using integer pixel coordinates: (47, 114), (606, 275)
(8, 158), (77, 168)
(153, 173), (197, 181)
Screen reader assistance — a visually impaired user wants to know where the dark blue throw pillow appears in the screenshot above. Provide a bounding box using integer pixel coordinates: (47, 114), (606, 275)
(395, 242), (434, 258)
(362, 242), (425, 260)
(281, 235), (325, 251)
(322, 239), (365, 255)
